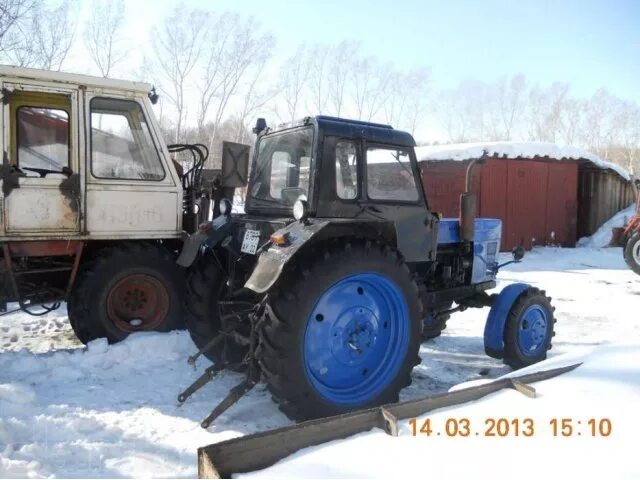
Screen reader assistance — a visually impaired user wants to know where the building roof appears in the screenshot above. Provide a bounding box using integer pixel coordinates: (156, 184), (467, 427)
(415, 141), (630, 181)
(0, 65), (153, 94)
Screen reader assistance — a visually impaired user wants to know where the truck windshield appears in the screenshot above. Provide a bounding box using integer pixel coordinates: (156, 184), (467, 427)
(249, 127), (313, 208)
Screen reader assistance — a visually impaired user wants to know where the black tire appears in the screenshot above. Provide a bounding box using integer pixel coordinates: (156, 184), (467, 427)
(503, 287), (555, 369)
(184, 251), (249, 365)
(68, 242), (184, 344)
(422, 301), (453, 340)
(258, 240), (422, 421)
(623, 232), (640, 275)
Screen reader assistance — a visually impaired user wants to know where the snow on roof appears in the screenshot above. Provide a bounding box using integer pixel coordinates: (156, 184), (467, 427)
(415, 141), (631, 181)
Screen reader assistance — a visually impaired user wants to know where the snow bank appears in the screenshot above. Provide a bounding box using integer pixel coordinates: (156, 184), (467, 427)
(416, 141), (631, 180)
(243, 343), (640, 479)
(577, 203), (637, 248)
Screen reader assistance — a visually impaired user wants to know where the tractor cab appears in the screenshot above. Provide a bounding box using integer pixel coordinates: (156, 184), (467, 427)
(245, 116), (431, 220)
(219, 116), (441, 267)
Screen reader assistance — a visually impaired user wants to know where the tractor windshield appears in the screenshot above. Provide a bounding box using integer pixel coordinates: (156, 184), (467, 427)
(248, 127), (313, 209)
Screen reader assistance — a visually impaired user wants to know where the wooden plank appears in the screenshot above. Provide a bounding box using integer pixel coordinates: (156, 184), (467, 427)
(198, 363), (581, 478)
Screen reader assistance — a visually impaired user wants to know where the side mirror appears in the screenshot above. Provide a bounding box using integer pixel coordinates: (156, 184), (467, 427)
(512, 245), (525, 261)
(148, 87), (159, 105)
(221, 141), (250, 188)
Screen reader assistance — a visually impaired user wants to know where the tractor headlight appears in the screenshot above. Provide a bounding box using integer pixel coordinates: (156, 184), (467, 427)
(293, 199), (309, 222)
(219, 198), (232, 216)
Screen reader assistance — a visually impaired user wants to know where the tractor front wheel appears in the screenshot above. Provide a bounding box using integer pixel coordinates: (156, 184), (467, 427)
(503, 287), (555, 369)
(68, 243), (184, 344)
(258, 241), (422, 421)
(623, 232), (640, 275)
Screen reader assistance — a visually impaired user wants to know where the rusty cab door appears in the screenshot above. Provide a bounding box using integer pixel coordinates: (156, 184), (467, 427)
(1, 84), (81, 237)
(82, 92), (181, 240)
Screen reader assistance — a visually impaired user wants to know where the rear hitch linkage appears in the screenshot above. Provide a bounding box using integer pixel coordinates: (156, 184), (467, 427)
(177, 298), (268, 428)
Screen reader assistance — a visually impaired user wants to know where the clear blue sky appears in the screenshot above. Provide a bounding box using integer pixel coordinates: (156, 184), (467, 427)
(154, 0), (639, 102)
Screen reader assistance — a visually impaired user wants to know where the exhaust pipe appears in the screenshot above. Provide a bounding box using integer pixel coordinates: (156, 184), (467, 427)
(459, 150), (488, 243)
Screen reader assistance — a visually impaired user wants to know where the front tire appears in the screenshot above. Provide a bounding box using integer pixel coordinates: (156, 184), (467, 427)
(68, 243), (184, 344)
(258, 241), (422, 421)
(623, 232), (640, 275)
(503, 287), (555, 369)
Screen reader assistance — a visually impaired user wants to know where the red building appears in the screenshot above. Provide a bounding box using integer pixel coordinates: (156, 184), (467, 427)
(417, 142), (634, 251)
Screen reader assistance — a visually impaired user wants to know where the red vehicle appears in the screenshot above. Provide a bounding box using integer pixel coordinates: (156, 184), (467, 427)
(623, 179), (640, 275)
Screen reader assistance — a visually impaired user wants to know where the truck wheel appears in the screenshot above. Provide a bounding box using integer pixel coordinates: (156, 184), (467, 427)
(422, 302), (453, 340)
(503, 287), (555, 369)
(623, 232), (640, 275)
(184, 251), (248, 365)
(258, 241), (422, 421)
(68, 243), (184, 344)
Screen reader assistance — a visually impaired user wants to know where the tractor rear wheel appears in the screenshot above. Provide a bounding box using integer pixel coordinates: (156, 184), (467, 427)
(68, 243), (184, 344)
(258, 241), (422, 421)
(623, 232), (640, 275)
(184, 251), (249, 365)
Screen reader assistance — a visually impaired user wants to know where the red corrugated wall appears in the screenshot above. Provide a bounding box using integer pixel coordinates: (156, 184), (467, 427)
(420, 158), (578, 250)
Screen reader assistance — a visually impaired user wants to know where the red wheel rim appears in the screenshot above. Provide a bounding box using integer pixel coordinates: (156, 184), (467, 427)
(106, 274), (170, 332)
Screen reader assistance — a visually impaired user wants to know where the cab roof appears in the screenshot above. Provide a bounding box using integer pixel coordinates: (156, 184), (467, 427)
(0, 65), (153, 94)
(314, 116), (416, 148)
(271, 115), (417, 148)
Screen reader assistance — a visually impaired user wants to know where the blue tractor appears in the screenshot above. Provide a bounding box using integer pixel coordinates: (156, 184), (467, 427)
(177, 116), (556, 425)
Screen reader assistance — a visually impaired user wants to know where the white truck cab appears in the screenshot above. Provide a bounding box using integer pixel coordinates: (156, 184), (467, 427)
(0, 66), (248, 345)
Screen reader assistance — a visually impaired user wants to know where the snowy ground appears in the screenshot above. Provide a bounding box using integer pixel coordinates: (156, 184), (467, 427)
(247, 343), (640, 479)
(0, 246), (638, 478)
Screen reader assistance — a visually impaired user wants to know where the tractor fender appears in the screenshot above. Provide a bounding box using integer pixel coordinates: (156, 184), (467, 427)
(244, 220), (331, 293)
(483, 283), (531, 359)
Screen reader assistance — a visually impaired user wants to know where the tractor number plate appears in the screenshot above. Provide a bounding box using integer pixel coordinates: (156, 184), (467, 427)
(241, 229), (261, 255)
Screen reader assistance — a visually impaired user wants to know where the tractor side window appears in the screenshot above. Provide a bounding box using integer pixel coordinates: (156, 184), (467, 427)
(90, 97), (165, 181)
(335, 141), (358, 199)
(16, 107), (69, 175)
(366, 147), (419, 201)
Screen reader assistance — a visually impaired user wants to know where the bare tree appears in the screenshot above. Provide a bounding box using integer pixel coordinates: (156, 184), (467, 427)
(581, 88), (617, 159)
(327, 41), (358, 116)
(307, 44), (330, 114)
(401, 68), (431, 136)
(559, 97), (584, 145)
(0, 0), (36, 54)
(351, 55), (378, 120)
(32, 0), (76, 70)
(235, 54), (276, 144)
(1, 0), (77, 69)
(84, 0), (127, 77)
(438, 80), (488, 142)
(277, 46), (310, 123)
(526, 82), (570, 143)
(153, 7), (207, 142)
(196, 14), (273, 153)
(496, 73), (526, 139)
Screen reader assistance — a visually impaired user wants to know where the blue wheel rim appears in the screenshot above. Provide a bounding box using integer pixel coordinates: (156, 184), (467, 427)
(303, 273), (411, 406)
(517, 304), (549, 357)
